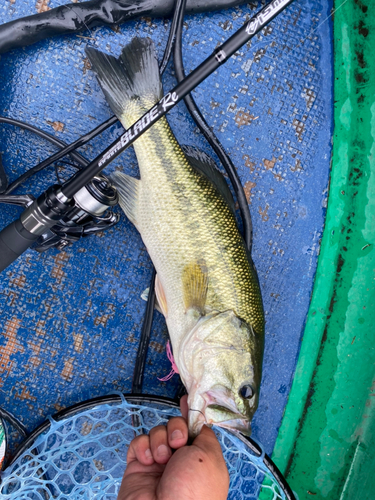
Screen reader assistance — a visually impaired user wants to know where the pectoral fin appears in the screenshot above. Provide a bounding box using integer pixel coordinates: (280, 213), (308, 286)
(110, 171), (140, 226)
(182, 261), (208, 314)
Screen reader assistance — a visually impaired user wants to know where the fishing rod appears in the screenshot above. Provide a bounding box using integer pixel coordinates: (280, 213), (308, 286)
(0, 0), (294, 273)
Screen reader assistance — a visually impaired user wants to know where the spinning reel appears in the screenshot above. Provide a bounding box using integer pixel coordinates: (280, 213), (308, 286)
(0, 172), (119, 253)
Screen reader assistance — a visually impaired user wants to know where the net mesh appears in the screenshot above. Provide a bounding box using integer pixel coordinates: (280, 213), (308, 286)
(0, 397), (284, 499)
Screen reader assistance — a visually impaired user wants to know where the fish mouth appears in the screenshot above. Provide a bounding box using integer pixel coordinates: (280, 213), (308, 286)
(212, 417), (252, 436)
(188, 401), (250, 438)
(205, 404), (251, 435)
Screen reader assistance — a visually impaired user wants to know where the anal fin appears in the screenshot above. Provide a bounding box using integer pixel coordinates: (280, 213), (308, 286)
(110, 171), (140, 226)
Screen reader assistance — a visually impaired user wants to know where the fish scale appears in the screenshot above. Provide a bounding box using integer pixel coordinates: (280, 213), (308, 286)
(134, 118), (263, 332)
(87, 37), (264, 436)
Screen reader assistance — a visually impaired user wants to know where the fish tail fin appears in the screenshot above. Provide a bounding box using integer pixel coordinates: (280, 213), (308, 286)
(85, 38), (162, 126)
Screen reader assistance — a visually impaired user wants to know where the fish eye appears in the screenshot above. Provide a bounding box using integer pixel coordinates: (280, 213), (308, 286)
(239, 384), (254, 399)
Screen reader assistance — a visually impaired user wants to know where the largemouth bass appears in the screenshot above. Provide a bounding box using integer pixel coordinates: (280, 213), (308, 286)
(87, 38), (264, 437)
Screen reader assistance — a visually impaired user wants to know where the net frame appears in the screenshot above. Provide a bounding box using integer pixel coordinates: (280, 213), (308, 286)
(0, 394), (295, 500)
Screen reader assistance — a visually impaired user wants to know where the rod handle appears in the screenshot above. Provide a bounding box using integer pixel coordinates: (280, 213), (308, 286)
(0, 219), (39, 272)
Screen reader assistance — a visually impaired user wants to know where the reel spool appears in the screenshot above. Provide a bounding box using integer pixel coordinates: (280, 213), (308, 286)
(34, 175), (119, 252)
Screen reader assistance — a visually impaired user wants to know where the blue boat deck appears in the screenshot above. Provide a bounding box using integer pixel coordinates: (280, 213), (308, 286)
(0, 0), (332, 459)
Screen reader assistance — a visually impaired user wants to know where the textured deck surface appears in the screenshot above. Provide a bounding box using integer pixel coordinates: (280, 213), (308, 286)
(0, 0), (332, 460)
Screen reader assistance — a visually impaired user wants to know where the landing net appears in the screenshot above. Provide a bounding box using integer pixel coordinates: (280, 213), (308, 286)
(0, 396), (284, 499)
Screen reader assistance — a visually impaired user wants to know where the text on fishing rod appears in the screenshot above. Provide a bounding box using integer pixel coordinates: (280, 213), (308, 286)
(98, 92), (179, 167)
(246, 0), (289, 35)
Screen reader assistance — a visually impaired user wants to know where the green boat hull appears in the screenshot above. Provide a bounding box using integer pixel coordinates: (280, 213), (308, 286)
(272, 1), (375, 498)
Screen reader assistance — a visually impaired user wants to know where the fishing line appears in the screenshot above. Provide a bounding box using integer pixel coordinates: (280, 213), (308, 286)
(56, 160), (82, 169)
(54, 161), (81, 184)
(248, 0), (347, 72)
(304, 0), (348, 42)
(66, 4), (97, 40)
(188, 408), (205, 416)
(54, 164), (62, 185)
(0, 1), (295, 407)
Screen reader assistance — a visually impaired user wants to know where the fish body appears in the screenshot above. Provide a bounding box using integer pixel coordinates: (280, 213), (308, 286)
(87, 38), (264, 436)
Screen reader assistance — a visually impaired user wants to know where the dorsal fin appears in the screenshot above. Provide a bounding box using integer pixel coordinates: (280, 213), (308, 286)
(181, 145), (236, 215)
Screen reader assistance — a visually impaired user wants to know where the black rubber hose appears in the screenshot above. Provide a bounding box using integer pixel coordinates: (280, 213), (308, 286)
(0, 0), (249, 55)
(132, 268), (156, 394)
(0, 117), (88, 170)
(173, 2), (253, 252)
(159, 0), (186, 75)
(4, 116), (118, 194)
(0, 153), (7, 193)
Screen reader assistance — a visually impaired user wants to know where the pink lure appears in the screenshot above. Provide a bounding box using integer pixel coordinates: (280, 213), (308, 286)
(158, 341), (179, 381)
